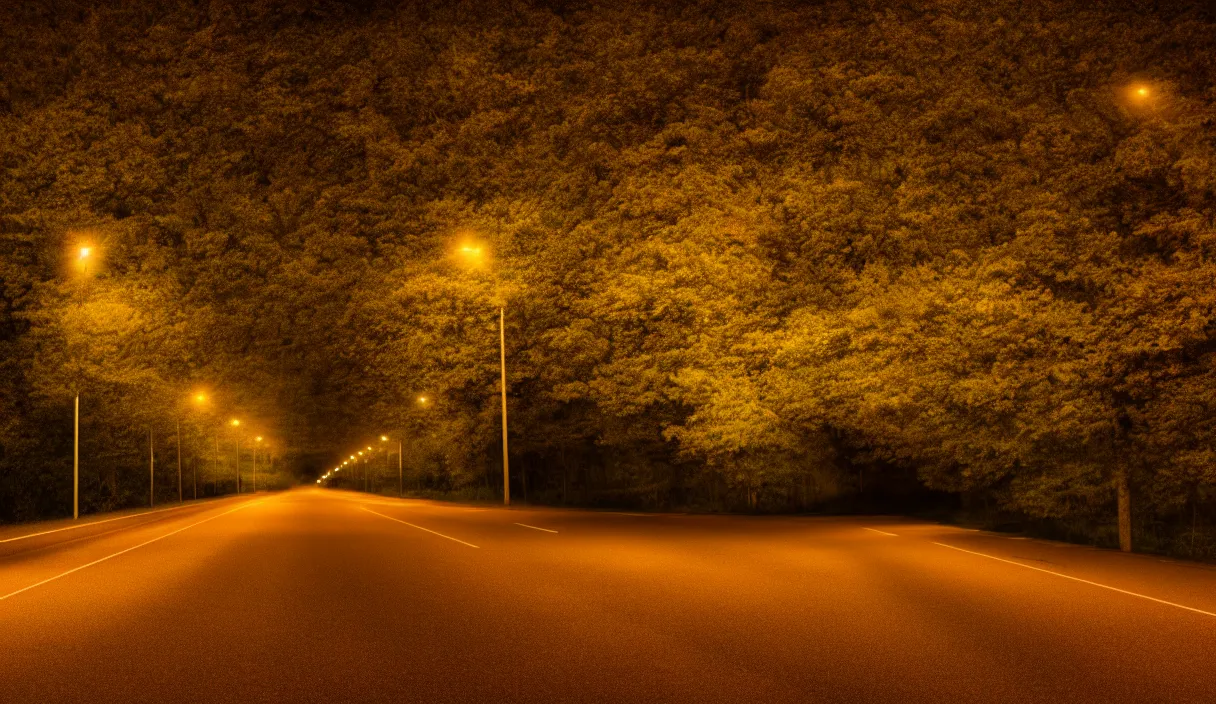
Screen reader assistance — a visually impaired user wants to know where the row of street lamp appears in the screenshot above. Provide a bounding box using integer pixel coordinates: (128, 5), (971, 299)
(71, 390), (273, 519)
(70, 245), (275, 518)
(75, 236), (515, 511)
(319, 239), (513, 505)
(317, 397), (429, 497)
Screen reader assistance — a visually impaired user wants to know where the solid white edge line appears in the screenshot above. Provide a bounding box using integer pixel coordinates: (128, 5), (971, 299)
(515, 522), (558, 534)
(0, 499), (264, 602)
(360, 507), (480, 548)
(864, 527), (898, 537)
(933, 542), (1216, 618)
(0, 501), (218, 544)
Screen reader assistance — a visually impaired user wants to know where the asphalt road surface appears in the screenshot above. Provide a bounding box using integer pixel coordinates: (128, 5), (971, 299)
(1, 488), (1214, 703)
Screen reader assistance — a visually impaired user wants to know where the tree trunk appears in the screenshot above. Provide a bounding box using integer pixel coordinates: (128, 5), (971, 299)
(1116, 465), (1132, 552)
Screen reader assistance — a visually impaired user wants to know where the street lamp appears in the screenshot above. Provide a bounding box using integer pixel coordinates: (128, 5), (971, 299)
(230, 419), (241, 493)
(149, 426), (156, 508)
(254, 436), (264, 492)
(77, 246), (93, 276)
(381, 435), (403, 497)
(1128, 83), (1156, 108)
(73, 392), (80, 520)
(456, 241), (511, 506)
(184, 392), (208, 501)
(70, 242), (101, 519)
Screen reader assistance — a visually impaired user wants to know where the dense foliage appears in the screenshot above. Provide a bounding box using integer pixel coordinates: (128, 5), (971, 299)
(2, 0), (1215, 556)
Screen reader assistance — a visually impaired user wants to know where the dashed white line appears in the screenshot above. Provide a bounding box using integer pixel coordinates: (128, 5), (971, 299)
(360, 507), (480, 548)
(515, 523), (558, 534)
(0, 499), (264, 602)
(933, 542), (1216, 618)
(864, 527), (898, 537)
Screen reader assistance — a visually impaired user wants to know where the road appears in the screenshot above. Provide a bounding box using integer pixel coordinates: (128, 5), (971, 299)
(1, 488), (1214, 703)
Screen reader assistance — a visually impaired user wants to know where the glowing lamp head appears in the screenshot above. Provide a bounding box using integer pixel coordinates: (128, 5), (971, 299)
(79, 247), (92, 259)
(256, 436), (263, 442)
(230, 419), (240, 427)
(380, 435), (388, 442)
(455, 241), (488, 269)
(418, 396), (428, 404)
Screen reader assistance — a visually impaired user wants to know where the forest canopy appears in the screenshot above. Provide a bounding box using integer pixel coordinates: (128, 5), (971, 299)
(2, 0), (1215, 556)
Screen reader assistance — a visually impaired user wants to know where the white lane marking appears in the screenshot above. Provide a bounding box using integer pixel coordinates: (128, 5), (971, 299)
(933, 542), (1216, 619)
(0, 500), (264, 602)
(515, 523), (558, 534)
(864, 527), (898, 537)
(0, 501), (217, 544)
(360, 507), (479, 548)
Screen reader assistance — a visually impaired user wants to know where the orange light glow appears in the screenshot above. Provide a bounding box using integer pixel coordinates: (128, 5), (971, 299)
(454, 238), (489, 269)
(1129, 84), (1153, 102)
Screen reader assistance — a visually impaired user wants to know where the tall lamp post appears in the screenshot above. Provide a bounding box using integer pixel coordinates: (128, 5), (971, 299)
(381, 436), (397, 497)
(456, 243), (511, 506)
(254, 436), (263, 492)
(213, 436), (220, 496)
(72, 245), (94, 520)
(185, 392), (209, 501)
(149, 427), (155, 508)
(499, 306), (509, 506)
(230, 419), (241, 493)
(382, 434), (407, 498)
(74, 394), (80, 520)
